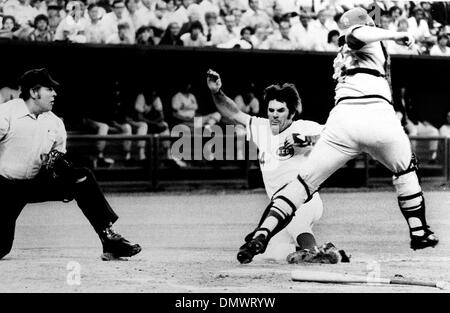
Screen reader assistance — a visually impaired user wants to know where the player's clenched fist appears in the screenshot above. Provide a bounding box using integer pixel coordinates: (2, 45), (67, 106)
(206, 69), (222, 94)
(396, 32), (415, 48)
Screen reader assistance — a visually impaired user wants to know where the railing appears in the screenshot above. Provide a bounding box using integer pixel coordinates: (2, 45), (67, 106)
(66, 133), (256, 190)
(66, 134), (450, 190)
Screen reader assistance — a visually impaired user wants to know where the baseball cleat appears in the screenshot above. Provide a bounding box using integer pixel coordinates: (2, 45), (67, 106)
(410, 229), (439, 250)
(100, 227), (142, 261)
(237, 234), (268, 264)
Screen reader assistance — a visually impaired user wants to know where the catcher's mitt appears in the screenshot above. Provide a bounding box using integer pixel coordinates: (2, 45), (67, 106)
(42, 149), (75, 181)
(286, 242), (351, 264)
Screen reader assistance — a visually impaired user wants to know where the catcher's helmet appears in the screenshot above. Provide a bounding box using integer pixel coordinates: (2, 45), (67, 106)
(339, 7), (374, 30)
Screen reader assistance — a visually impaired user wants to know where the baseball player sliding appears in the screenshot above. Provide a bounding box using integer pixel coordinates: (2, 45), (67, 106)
(206, 70), (347, 264)
(235, 7), (439, 264)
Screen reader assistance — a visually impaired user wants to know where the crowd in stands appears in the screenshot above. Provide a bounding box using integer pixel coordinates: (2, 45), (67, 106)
(1, 0), (450, 55)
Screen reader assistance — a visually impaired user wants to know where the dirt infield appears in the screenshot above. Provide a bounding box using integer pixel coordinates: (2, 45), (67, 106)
(0, 190), (449, 293)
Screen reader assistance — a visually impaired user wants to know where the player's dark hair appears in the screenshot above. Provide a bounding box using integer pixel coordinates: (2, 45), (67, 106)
(263, 83), (302, 117)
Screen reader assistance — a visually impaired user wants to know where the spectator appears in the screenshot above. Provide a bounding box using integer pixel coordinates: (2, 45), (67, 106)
(379, 13), (393, 31)
(416, 119), (440, 161)
(126, 0), (149, 31)
(234, 82), (259, 115)
(181, 20), (206, 47)
(101, 0), (134, 41)
(28, 14), (53, 42)
(2, 0), (36, 28)
(54, 1), (88, 43)
(420, 1), (435, 31)
(47, 2), (62, 35)
(388, 5), (403, 28)
(289, 12), (316, 51)
(0, 15), (20, 40)
(407, 7), (432, 42)
(217, 24), (254, 48)
(158, 22), (183, 46)
(171, 82), (221, 129)
(204, 11), (227, 46)
(309, 9), (339, 51)
(106, 22), (134, 44)
(135, 25), (157, 45)
(439, 112), (450, 138)
(223, 15), (239, 42)
(238, 25), (254, 48)
(165, 0), (188, 27)
(240, 0), (271, 29)
(219, 0), (248, 17)
(251, 24), (270, 48)
(134, 88), (187, 166)
(274, 0), (301, 16)
(179, 7), (202, 35)
(429, 34), (450, 56)
(140, 0), (158, 12)
(30, 0), (47, 15)
(324, 29), (339, 52)
(148, 0), (170, 38)
(137, 0), (157, 26)
(84, 3), (108, 44)
(135, 89), (169, 134)
(261, 18), (296, 50)
(84, 80), (147, 166)
(197, 0), (221, 19)
(231, 7), (246, 30)
(431, 1), (450, 31)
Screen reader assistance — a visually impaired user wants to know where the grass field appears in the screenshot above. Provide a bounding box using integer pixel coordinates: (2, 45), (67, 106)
(0, 189), (449, 293)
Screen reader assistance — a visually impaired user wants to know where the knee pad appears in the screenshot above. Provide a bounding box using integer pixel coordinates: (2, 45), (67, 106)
(393, 154), (419, 179)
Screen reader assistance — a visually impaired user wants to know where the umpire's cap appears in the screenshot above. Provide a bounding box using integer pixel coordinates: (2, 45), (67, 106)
(18, 68), (60, 90)
(340, 7), (373, 30)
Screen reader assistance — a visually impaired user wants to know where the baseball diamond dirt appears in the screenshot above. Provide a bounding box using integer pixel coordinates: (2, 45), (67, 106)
(0, 190), (449, 293)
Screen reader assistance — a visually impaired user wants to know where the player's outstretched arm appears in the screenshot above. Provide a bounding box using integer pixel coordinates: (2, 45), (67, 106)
(206, 69), (250, 127)
(351, 26), (415, 48)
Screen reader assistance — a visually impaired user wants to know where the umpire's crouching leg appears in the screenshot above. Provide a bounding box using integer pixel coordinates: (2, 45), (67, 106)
(70, 167), (119, 234)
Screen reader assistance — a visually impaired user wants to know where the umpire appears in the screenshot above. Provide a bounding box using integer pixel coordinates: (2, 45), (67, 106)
(0, 68), (141, 260)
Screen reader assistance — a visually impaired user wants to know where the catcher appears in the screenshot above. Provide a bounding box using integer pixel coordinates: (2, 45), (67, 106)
(207, 69), (349, 264)
(0, 68), (141, 261)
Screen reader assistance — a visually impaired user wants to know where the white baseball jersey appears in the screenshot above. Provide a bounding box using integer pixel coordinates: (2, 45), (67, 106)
(333, 25), (391, 105)
(246, 117), (323, 198)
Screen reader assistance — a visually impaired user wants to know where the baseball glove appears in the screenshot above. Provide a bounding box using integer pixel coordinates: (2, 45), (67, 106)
(286, 242), (351, 264)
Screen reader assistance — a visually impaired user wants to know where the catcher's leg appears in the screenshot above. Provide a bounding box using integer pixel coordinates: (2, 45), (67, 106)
(367, 130), (438, 250)
(237, 140), (353, 264)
